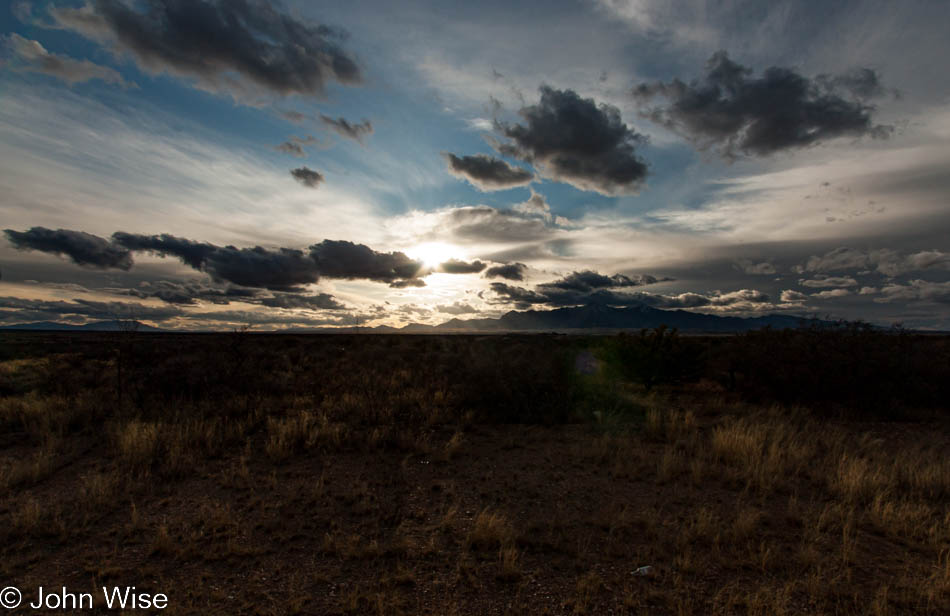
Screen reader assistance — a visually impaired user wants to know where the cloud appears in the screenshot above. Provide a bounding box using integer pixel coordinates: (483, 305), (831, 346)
(276, 141), (306, 158)
(436, 301), (479, 315)
(309, 239), (423, 284)
(488, 281), (770, 311)
(484, 262), (527, 281)
(46, 0), (360, 100)
(118, 280), (258, 305)
(290, 166), (324, 188)
(512, 189), (551, 221)
(389, 278), (426, 289)
(487, 282), (549, 307)
(11, 1), (33, 22)
(275, 135), (318, 158)
(319, 115), (373, 143)
(2, 33), (133, 87)
(466, 117), (494, 131)
(812, 288), (851, 298)
(780, 289), (808, 303)
(797, 247), (950, 277)
(0, 296), (182, 321)
(396, 303), (432, 317)
(258, 293), (345, 310)
(633, 51), (892, 157)
(125, 285), (345, 310)
(799, 276), (858, 288)
(0, 295), (367, 329)
(494, 86), (649, 195)
(537, 270), (663, 293)
(5, 227), (132, 269)
(280, 110), (308, 123)
(443, 153), (534, 191)
(431, 205), (556, 244)
(178, 309), (366, 328)
(795, 247), (871, 274)
(876, 280), (950, 304)
(736, 259), (776, 275)
(108, 231), (425, 289)
(896, 251), (950, 275)
(627, 288), (771, 310)
(109, 232), (211, 268)
(113, 282), (348, 311)
(815, 68), (894, 101)
(116, 232), (319, 291)
(436, 258), (486, 274)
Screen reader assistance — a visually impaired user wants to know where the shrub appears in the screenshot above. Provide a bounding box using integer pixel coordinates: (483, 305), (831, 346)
(607, 326), (704, 391)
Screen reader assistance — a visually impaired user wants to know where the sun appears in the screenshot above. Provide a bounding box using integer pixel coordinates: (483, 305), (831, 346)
(409, 242), (459, 269)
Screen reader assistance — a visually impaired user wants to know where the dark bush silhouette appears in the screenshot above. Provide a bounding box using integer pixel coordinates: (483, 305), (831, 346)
(713, 320), (950, 416)
(607, 326), (704, 392)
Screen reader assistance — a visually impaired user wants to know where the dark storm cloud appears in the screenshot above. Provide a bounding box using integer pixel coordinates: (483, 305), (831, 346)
(2, 33), (132, 87)
(816, 68), (892, 101)
(47, 0), (361, 99)
(443, 153), (534, 191)
(494, 86), (649, 195)
(0, 296), (182, 321)
(319, 115), (373, 143)
(119, 280), (259, 305)
(188, 245), (317, 290)
(5, 227), (132, 269)
(436, 259), (486, 274)
(110, 232), (214, 269)
(489, 277), (768, 311)
(290, 166), (324, 187)
(487, 282), (549, 308)
(258, 292), (345, 310)
(11, 228), (432, 290)
(389, 278), (426, 288)
(309, 240), (423, 284)
(537, 270), (664, 293)
(484, 262), (527, 281)
(113, 232), (318, 291)
(633, 51), (892, 157)
(128, 283), (346, 310)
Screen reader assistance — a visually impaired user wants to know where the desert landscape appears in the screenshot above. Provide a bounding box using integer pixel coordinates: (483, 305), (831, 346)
(1, 327), (948, 614)
(4, 0), (950, 613)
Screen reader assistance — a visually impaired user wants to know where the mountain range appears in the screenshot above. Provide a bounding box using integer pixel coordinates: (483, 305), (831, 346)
(396, 304), (814, 333)
(0, 305), (821, 334)
(0, 320), (164, 332)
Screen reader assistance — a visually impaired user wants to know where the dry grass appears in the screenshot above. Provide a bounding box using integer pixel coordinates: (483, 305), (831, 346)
(1, 332), (948, 615)
(114, 419), (161, 471)
(466, 509), (514, 551)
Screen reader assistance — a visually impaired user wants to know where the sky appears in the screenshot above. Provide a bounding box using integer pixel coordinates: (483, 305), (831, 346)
(1, 0), (950, 330)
